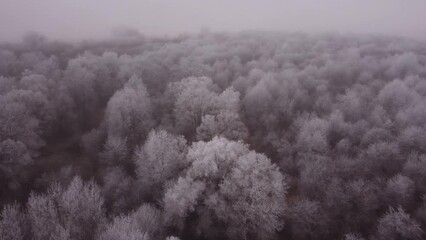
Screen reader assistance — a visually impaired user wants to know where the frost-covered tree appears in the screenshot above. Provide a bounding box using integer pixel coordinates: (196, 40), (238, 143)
(403, 153), (426, 194)
(171, 77), (241, 138)
(164, 137), (287, 240)
(344, 233), (365, 240)
(101, 167), (136, 214)
(375, 207), (423, 240)
(286, 199), (329, 240)
(0, 139), (32, 192)
(100, 135), (129, 167)
(0, 91), (43, 153)
(295, 114), (330, 154)
(135, 130), (188, 198)
(196, 110), (248, 141)
(385, 174), (415, 209)
(213, 152), (287, 240)
(97, 214), (149, 240)
(164, 176), (206, 227)
(27, 177), (105, 240)
(171, 77), (217, 136)
(104, 75), (153, 148)
(0, 203), (29, 240)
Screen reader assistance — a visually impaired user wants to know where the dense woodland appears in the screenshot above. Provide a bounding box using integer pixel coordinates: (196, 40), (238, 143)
(1, 31), (426, 240)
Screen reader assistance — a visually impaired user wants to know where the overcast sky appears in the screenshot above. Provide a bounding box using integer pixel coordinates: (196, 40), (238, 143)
(1, 0), (425, 42)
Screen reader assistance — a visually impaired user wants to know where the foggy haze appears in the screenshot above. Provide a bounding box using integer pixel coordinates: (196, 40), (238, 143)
(3, 1), (426, 240)
(1, 0), (426, 41)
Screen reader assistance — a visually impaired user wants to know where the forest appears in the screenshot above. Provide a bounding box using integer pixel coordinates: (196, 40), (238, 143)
(1, 31), (426, 240)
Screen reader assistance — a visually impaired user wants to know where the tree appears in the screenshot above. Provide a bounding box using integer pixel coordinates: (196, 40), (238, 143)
(0, 91), (43, 154)
(0, 203), (29, 240)
(186, 137), (250, 181)
(97, 214), (149, 240)
(295, 114), (330, 154)
(196, 110), (248, 141)
(0, 139), (32, 192)
(104, 75), (153, 148)
(171, 77), (217, 136)
(164, 137), (287, 240)
(131, 204), (163, 238)
(27, 185), (68, 240)
(213, 152), (287, 240)
(385, 175), (415, 210)
(101, 167), (137, 215)
(81, 128), (106, 158)
(375, 207), (423, 240)
(378, 79), (418, 116)
(0, 50), (18, 76)
(299, 156), (334, 200)
(171, 77), (241, 138)
(403, 154), (426, 194)
(135, 130), (188, 199)
(286, 199), (330, 240)
(343, 179), (382, 234)
(363, 141), (402, 177)
(27, 177), (105, 240)
(164, 177), (206, 226)
(344, 233), (365, 240)
(99, 135), (129, 167)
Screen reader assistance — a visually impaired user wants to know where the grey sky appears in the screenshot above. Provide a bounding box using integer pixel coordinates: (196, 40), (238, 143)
(1, 0), (425, 41)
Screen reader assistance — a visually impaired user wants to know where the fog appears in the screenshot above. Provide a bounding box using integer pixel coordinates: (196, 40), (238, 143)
(1, 0), (426, 41)
(2, 2), (426, 240)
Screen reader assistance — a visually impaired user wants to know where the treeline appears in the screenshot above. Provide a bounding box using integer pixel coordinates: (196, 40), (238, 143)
(1, 31), (426, 240)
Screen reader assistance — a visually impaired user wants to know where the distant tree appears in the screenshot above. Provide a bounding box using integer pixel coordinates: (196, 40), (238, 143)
(0, 76), (15, 94)
(378, 79), (418, 116)
(385, 52), (423, 79)
(0, 50), (18, 76)
(19, 74), (53, 96)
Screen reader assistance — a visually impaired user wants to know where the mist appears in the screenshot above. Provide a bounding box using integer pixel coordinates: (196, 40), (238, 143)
(1, 0), (426, 41)
(2, 1), (426, 240)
